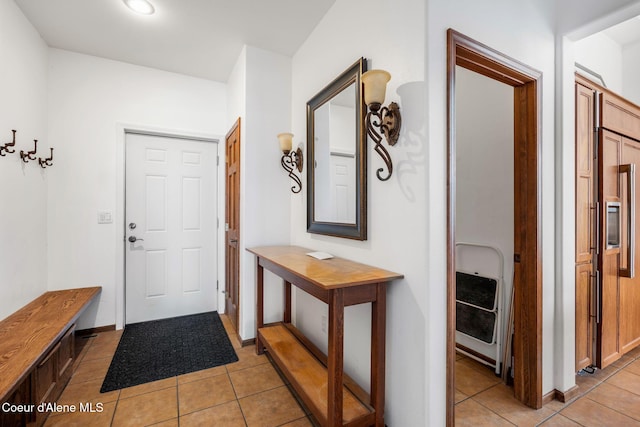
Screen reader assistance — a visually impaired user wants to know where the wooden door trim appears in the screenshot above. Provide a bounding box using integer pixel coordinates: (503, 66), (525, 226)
(225, 117), (241, 340)
(446, 29), (543, 425)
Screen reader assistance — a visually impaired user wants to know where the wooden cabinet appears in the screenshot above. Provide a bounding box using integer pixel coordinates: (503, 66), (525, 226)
(248, 246), (403, 427)
(0, 288), (101, 427)
(1, 326), (75, 427)
(577, 74), (640, 369)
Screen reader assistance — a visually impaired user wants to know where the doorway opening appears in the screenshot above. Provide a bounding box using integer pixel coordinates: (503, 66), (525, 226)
(446, 29), (543, 424)
(454, 65), (513, 389)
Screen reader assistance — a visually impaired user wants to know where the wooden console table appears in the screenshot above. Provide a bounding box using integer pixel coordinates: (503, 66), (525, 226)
(248, 246), (403, 427)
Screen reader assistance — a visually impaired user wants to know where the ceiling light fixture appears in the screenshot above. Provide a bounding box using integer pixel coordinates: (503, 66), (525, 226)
(123, 0), (155, 15)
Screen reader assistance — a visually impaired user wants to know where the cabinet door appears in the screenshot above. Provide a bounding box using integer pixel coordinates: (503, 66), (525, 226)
(576, 83), (595, 264)
(575, 82), (596, 370)
(601, 92), (640, 142)
(57, 326), (74, 383)
(619, 137), (640, 354)
(0, 378), (33, 427)
(597, 129), (622, 368)
(575, 264), (594, 370)
(35, 344), (58, 405)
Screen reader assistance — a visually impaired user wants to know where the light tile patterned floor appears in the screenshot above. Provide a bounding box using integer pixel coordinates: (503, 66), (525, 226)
(45, 315), (640, 426)
(44, 315), (312, 427)
(455, 348), (640, 426)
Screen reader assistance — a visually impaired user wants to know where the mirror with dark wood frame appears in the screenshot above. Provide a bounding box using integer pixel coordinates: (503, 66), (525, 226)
(307, 58), (367, 240)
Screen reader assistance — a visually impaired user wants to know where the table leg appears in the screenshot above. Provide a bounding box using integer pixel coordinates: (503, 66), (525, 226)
(256, 260), (264, 355)
(371, 283), (386, 426)
(327, 289), (344, 426)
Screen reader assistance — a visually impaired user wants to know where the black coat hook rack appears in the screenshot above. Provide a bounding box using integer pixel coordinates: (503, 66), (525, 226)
(38, 148), (54, 168)
(0, 130), (16, 156)
(20, 139), (38, 163)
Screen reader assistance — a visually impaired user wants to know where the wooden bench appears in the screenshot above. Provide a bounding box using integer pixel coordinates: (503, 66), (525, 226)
(0, 287), (101, 427)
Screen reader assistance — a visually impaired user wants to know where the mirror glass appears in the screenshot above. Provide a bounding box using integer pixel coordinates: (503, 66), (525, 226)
(307, 58), (367, 240)
(313, 83), (356, 223)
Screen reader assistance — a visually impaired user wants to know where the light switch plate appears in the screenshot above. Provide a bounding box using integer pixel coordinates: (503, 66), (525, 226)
(98, 210), (113, 224)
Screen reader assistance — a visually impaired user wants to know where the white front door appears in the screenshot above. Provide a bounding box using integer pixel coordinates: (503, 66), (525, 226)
(125, 132), (218, 324)
(329, 153), (356, 223)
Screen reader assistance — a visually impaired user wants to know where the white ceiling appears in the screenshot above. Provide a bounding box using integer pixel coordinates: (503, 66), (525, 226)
(603, 15), (640, 47)
(14, 0), (335, 82)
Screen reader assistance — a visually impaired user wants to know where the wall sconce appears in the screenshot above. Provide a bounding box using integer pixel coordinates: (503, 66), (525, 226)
(20, 139), (38, 163)
(0, 130), (17, 157)
(362, 69), (402, 181)
(38, 148), (54, 168)
(278, 132), (303, 194)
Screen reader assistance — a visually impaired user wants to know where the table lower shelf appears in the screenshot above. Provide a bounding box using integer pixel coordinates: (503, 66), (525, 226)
(258, 323), (374, 427)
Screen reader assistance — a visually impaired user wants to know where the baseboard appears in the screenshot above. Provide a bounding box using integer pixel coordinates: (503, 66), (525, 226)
(553, 385), (580, 403)
(76, 324), (116, 336)
(542, 390), (556, 405)
(239, 334), (255, 347)
(456, 343), (496, 365)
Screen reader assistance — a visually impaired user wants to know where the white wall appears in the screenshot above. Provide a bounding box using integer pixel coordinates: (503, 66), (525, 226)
(0, 1), (49, 319)
(227, 46), (247, 131)
(622, 40), (640, 106)
(574, 33), (623, 93)
(455, 67), (514, 361)
(291, 0), (427, 425)
(227, 46), (293, 340)
(46, 49), (227, 329)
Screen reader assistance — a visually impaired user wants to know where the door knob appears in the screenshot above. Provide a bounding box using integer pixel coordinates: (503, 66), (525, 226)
(128, 236), (144, 243)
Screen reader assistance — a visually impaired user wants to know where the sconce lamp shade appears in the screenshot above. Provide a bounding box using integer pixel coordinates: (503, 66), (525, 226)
(278, 132), (294, 153)
(362, 70), (391, 106)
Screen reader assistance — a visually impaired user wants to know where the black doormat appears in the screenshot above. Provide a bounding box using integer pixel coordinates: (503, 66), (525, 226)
(100, 311), (238, 393)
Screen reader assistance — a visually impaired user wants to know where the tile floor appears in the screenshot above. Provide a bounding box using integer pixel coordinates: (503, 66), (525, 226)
(455, 347), (640, 426)
(44, 315), (311, 427)
(45, 314), (640, 427)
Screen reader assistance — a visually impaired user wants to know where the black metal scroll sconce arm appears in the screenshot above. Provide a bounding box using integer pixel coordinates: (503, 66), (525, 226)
(366, 102), (402, 181)
(0, 130), (17, 157)
(281, 148), (303, 194)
